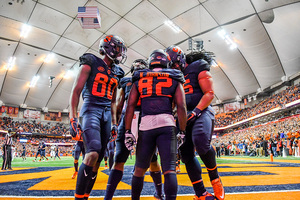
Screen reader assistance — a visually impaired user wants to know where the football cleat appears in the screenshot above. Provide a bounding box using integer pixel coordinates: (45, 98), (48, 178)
(176, 166), (181, 173)
(154, 192), (165, 200)
(72, 171), (78, 179)
(211, 178), (225, 200)
(193, 192), (216, 200)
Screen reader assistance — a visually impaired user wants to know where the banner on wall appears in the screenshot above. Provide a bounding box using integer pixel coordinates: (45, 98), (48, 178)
(14, 107), (19, 114)
(8, 107), (13, 114)
(44, 112), (62, 121)
(1, 106), (5, 113)
(1, 106), (18, 117)
(23, 110), (41, 119)
(224, 102), (241, 113)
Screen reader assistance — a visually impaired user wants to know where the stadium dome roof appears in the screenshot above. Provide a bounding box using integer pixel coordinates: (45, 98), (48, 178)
(0, 0), (299, 112)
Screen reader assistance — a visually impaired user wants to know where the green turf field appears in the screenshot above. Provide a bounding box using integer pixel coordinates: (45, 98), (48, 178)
(2, 155), (298, 168)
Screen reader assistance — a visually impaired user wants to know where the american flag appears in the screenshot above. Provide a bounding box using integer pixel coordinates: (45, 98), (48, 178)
(77, 6), (101, 29)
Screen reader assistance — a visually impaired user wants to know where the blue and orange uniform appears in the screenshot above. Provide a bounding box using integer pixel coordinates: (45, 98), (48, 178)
(79, 53), (123, 156)
(114, 77), (133, 163)
(126, 67), (186, 200)
(179, 59), (224, 200)
(74, 53), (124, 200)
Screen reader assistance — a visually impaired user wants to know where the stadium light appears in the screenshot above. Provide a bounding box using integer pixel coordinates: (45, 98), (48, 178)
(218, 29), (237, 50)
(164, 20), (182, 33)
(44, 53), (55, 63)
(20, 24), (31, 38)
(63, 70), (73, 79)
(6, 56), (16, 70)
(29, 75), (40, 88)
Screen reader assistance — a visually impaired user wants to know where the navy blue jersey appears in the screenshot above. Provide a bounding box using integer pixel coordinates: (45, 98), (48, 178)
(41, 143), (46, 152)
(183, 59), (210, 111)
(119, 77), (132, 101)
(79, 53), (124, 108)
(133, 68), (184, 116)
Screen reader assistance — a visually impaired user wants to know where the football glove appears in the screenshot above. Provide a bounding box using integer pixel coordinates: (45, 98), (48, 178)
(187, 107), (202, 127)
(177, 130), (186, 149)
(70, 118), (82, 141)
(124, 130), (136, 151)
(109, 124), (118, 142)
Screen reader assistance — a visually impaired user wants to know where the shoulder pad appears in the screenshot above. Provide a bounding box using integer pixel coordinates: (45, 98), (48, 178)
(160, 69), (185, 84)
(185, 59), (210, 74)
(119, 77), (131, 89)
(79, 53), (96, 66)
(132, 69), (151, 82)
(112, 64), (125, 80)
(132, 68), (185, 84)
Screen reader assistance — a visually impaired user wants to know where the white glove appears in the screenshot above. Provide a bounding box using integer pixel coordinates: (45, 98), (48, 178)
(124, 130), (136, 151)
(177, 130), (186, 149)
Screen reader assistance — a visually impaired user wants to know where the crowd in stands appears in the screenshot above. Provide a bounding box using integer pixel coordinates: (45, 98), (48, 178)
(213, 114), (300, 157)
(0, 118), (73, 159)
(0, 117), (68, 136)
(215, 83), (300, 128)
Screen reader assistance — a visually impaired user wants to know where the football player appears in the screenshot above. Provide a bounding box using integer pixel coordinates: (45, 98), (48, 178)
(69, 35), (126, 200)
(33, 141), (42, 162)
(40, 141), (49, 162)
(104, 59), (165, 200)
(166, 45), (225, 200)
(124, 49), (187, 200)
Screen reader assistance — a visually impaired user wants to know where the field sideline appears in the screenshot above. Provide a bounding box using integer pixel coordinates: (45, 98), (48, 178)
(1, 156), (300, 200)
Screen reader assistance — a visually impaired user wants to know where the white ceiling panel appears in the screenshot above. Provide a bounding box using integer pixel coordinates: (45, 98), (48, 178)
(210, 66), (238, 101)
(173, 5), (218, 37)
(95, 0), (142, 17)
(264, 2), (300, 77)
(149, 0), (199, 19)
(0, 41), (18, 92)
(200, 30), (259, 97)
(29, 3), (73, 35)
(252, 0), (300, 13)
(52, 37), (88, 60)
(150, 25), (189, 47)
(203, 0), (255, 24)
(130, 35), (165, 58)
(7, 43), (44, 80)
(39, 0), (88, 17)
(0, 76), (29, 106)
(21, 26), (60, 51)
(124, 0), (168, 33)
(225, 15), (284, 89)
(0, 17), (24, 41)
(63, 20), (103, 47)
(0, 0), (36, 23)
(106, 18), (145, 47)
(0, 0), (299, 111)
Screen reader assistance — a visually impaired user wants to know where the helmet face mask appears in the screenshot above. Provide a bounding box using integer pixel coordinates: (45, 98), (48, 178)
(130, 59), (148, 75)
(165, 45), (186, 71)
(148, 49), (172, 69)
(99, 35), (127, 64)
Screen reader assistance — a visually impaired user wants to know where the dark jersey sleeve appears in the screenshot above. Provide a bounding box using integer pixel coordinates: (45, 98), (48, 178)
(112, 64), (125, 81)
(119, 77), (131, 89)
(186, 59), (210, 74)
(132, 68), (185, 84)
(79, 53), (96, 66)
(161, 69), (185, 84)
